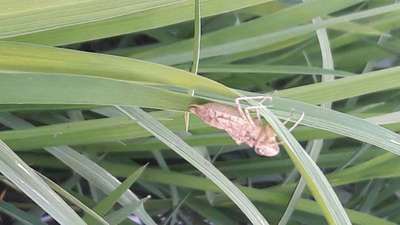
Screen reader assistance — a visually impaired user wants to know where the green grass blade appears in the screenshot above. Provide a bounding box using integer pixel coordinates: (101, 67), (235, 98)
(105, 201), (146, 225)
(277, 66), (400, 104)
(38, 173), (110, 225)
(278, 12), (335, 225)
(2, 0), (272, 45)
(116, 105), (270, 225)
(0, 1), (178, 39)
(191, 0), (201, 75)
(47, 146), (157, 225)
(0, 140), (87, 225)
(84, 165), (147, 224)
(198, 64), (354, 77)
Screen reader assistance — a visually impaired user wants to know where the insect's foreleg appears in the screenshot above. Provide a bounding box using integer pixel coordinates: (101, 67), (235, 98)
(235, 98), (247, 121)
(243, 106), (262, 126)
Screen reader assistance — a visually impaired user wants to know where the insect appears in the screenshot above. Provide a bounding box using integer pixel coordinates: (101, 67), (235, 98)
(189, 96), (303, 157)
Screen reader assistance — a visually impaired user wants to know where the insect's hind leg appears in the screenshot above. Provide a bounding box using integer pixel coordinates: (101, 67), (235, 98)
(288, 112), (305, 132)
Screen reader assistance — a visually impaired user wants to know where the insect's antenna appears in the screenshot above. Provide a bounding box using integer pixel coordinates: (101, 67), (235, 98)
(235, 96), (273, 124)
(288, 112), (305, 132)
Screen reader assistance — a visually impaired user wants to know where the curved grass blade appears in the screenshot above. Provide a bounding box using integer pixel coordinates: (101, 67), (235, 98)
(116, 105), (270, 225)
(0, 140), (87, 225)
(278, 12), (335, 225)
(251, 102), (351, 225)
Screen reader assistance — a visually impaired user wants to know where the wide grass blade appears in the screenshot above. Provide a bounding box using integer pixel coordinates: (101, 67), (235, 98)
(0, 41), (233, 98)
(2, 0), (272, 45)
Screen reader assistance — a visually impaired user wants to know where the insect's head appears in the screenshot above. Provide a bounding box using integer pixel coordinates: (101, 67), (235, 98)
(188, 104), (204, 116)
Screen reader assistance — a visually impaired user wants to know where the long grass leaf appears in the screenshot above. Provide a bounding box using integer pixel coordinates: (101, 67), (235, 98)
(116, 105), (270, 225)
